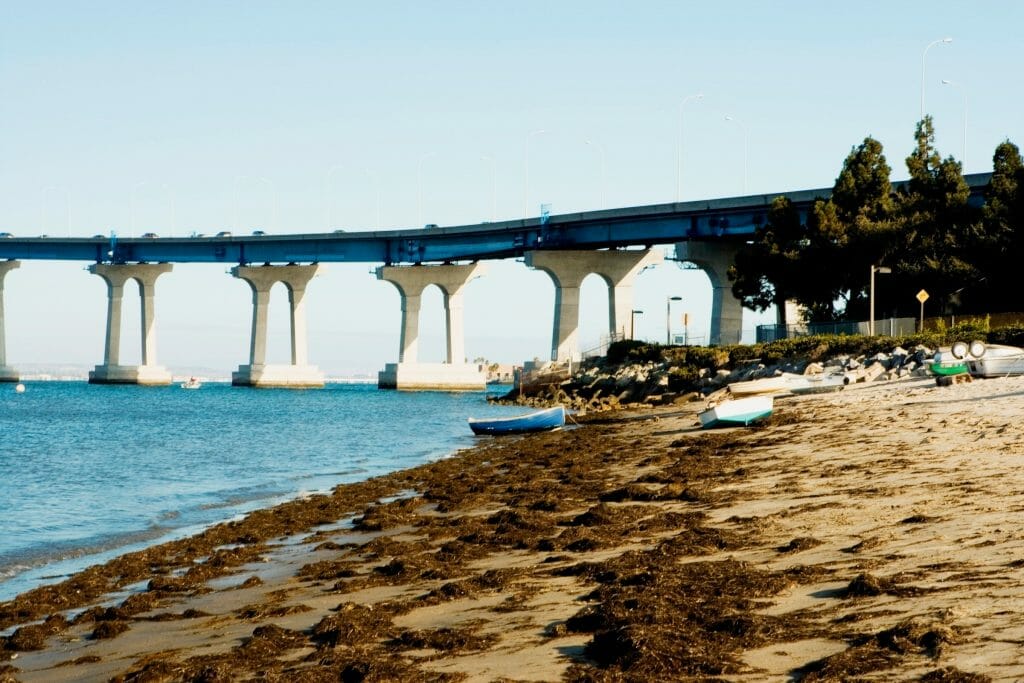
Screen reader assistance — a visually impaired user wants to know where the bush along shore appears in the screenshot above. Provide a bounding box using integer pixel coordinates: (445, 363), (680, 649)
(502, 322), (1024, 411)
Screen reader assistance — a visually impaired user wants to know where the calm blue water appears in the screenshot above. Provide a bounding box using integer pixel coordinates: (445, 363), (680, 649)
(0, 381), (521, 601)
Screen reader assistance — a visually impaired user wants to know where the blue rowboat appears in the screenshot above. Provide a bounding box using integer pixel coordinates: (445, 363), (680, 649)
(698, 395), (773, 429)
(468, 406), (566, 435)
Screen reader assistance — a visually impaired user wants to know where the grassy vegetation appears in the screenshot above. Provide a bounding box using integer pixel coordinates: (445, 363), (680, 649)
(607, 321), (1024, 375)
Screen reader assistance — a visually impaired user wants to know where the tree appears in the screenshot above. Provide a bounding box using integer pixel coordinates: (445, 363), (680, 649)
(808, 137), (897, 320)
(890, 116), (979, 316)
(978, 141), (1024, 310)
(728, 196), (809, 321)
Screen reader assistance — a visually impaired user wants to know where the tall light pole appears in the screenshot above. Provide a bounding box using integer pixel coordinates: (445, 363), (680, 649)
(869, 265), (891, 336)
(41, 185), (70, 237)
(921, 37), (953, 119)
(481, 154), (496, 221)
(677, 93), (703, 202)
(365, 169), (381, 229)
(234, 175), (277, 232)
(255, 176), (277, 232)
(724, 115), (748, 194)
(630, 309), (644, 340)
(666, 296), (682, 345)
(417, 152), (435, 226)
(584, 139), (606, 209)
(324, 163), (345, 229)
(523, 129), (546, 216)
(941, 78), (967, 167)
(160, 183), (176, 236)
(130, 180), (148, 237)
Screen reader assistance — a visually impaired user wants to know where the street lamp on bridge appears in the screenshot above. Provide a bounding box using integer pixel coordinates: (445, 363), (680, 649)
(523, 129), (546, 216)
(584, 139), (607, 209)
(677, 93), (703, 202)
(724, 115), (749, 195)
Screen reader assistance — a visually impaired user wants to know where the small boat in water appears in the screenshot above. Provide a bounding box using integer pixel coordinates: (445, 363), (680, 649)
(180, 377), (202, 390)
(468, 406), (566, 435)
(698, 395), (773, 429)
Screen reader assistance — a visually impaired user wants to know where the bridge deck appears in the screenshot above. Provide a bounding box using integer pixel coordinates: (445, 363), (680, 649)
(0, 174), (991, 265)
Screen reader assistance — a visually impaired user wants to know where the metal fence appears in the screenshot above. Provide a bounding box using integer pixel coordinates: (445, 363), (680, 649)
(756, 318), (917, 343)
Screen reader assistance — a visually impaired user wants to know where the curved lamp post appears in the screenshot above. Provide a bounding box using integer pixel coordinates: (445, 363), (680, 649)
(677, 93), (703, 202)
(324, 164), (345, 230)
(870, 265), (891, 336)
(921, 37), (953, 119)
(417, 152), (435, 227)
(481, 154), (496, 222)
(365, 169), (381, 229)
(724, 115), (748, 195)
(585, 139), (606, 209)
(941, 78), (967, 167)
(666, 295), (682, 344)
(523, 129), (546, 216)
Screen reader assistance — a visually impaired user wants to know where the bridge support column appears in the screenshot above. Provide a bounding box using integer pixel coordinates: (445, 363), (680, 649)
(88, 263), (174, 385)
(675, 240), (744, 345)
(0, 261), (20, 382)
(231, 264), (325, 388)
(376, 263), (486, 391)
(525, 249), (663, 362)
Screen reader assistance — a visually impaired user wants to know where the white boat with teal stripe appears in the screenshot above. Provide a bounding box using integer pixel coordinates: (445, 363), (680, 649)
(698, 395), (774, 429)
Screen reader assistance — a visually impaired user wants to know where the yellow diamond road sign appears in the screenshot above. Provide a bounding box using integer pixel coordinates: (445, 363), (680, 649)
(916, 289), (929, 303)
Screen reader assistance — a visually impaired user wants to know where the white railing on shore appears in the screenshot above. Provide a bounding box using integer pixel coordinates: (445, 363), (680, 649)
(581, 331), (625, 358)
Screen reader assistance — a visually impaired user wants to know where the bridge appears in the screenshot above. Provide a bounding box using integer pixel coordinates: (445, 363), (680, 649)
(0, 173), (994, 389)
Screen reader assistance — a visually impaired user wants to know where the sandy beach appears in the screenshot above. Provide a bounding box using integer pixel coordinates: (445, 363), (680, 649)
(2, 374), (1022, 681)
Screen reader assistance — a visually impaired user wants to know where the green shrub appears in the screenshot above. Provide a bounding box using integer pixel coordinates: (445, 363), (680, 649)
(681, 346), (730, 369)
(605, 340), (662, 365)
(667, 366), (700, 392)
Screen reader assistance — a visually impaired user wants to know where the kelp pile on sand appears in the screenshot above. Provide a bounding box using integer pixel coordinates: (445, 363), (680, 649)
(0, 408), (991, 681)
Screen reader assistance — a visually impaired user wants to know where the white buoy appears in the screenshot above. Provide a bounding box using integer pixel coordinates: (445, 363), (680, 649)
(14, 383), (25, 393)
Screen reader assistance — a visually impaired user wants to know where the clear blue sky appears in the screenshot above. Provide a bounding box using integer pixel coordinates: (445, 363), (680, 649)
(1, 2), (1021, 375)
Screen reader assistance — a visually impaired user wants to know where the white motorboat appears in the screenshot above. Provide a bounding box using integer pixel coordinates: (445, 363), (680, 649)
(788, 373), (847, 395)
(727, 374), (795, 397)
(967, 344), (1024, 378)
(180, 377), (202, 390)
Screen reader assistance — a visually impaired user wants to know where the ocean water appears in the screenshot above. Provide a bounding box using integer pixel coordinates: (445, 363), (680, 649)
(0, 381), (521, 601)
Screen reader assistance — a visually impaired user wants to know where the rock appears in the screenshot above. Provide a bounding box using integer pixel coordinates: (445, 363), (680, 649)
(804, 362), (824, 375)
(862, 362), (887, 382)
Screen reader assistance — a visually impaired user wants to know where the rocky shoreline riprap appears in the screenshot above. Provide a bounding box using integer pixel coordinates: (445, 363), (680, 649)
(502, 343), (941, 412)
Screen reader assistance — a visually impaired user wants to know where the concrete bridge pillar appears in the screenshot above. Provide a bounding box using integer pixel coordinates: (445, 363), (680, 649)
(674, 240), (744, 345)
(0, 260), (20, 382)
(88, 262), (174, 385)
(376, 263), (487, 390)
(525, 249), (664, 362)
(231, 264), (325, 388)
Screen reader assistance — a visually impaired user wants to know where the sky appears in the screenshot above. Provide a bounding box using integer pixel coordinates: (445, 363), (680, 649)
(0, 1), (1022, 376)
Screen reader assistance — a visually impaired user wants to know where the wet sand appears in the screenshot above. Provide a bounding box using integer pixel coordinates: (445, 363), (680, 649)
(2, 375), (1022, 681)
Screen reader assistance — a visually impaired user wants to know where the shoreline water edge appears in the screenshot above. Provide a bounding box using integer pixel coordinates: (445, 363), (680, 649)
(0, 382), (521, 603)
(3, 375), (1023, 680)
